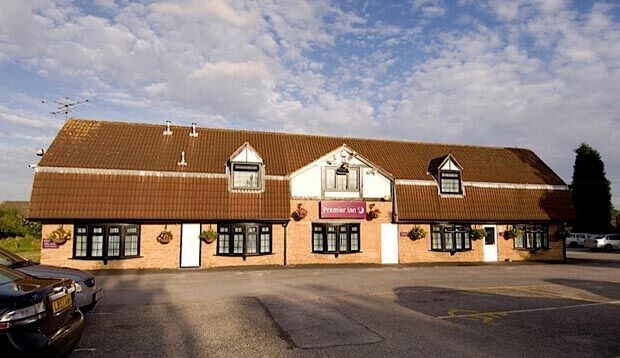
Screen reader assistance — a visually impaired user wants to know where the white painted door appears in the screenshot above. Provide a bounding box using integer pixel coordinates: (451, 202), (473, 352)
(483, 225), (498, 262)
(181, 223), (201, 268)
(381, 224), (399, 264)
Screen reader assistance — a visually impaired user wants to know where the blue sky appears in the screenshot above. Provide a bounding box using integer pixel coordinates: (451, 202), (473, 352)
(1, 0), (619, 208)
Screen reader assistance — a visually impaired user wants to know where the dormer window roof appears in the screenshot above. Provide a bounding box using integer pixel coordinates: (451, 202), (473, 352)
(228, 142), (264, 191)
(428, 154), (464, 195)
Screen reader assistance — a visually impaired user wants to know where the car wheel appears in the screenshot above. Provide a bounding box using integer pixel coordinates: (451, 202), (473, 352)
(604, 244), (613, 252)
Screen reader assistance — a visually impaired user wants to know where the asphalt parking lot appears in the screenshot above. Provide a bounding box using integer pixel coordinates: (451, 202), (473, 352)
(74, 254), (620, 357)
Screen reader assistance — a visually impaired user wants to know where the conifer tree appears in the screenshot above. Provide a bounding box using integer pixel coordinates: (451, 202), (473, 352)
(571, 143), (612, 233)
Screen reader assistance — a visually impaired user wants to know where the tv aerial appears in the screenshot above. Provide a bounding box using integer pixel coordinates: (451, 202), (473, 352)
(42, 96), (90, 120)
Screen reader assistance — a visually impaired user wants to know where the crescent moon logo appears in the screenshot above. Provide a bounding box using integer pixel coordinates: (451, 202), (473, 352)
(358, 207), (365, 214)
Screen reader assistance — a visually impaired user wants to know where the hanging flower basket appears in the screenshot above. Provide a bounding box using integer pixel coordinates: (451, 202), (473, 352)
(157, 230), (173, 244)
(504, 226), (522, 240)
(292, 203), (308, 221)
(48, 226), (71, 245)
(366, 204), (381, 220)
(408, 226), (426, 240)
(470, 228), (486, 241)
(200, 229), (217, 244)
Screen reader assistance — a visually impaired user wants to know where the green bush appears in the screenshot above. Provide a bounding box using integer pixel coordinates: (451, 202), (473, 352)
(0, 207), (41, 239)
(0, 208), (26, 238)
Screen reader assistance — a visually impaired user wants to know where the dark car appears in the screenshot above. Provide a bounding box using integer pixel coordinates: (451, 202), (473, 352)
(0, 265), (84, 357)
(0, 247), (103, 311)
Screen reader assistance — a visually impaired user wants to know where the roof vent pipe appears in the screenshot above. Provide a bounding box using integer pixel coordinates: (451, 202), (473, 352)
(177, 151), (187, 166)
(189, 122), (198, 138)
(163, 120), (173, 136)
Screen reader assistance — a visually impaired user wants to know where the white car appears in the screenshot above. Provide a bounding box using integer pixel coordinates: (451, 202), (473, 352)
(584, 234), (620, 251)
(0, 247), (103, 311)
(565, 233), (594, 248)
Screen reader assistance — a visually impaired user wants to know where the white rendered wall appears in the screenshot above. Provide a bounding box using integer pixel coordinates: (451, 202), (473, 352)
(362, 168), (391, 199)
(291, 166), (322, 198)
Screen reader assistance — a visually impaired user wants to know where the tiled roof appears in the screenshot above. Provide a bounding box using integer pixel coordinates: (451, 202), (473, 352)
(30, 118), (574, 222)
(28, 172), (290, 221)
(39, 119), (566, 185)
(396, 185), (575, 222)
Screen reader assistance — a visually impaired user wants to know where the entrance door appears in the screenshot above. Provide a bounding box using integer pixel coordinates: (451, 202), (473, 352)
(483, 225), (498, 262)
(181, 223), (201, 268)
(381, 224), (399, 264)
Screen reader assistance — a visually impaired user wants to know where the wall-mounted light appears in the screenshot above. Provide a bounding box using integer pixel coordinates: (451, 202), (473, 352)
(35, 148), (45, 156)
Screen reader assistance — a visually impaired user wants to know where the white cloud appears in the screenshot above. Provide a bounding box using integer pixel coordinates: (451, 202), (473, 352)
(411, 0), (446, 18)
(0, 0), (619, 207)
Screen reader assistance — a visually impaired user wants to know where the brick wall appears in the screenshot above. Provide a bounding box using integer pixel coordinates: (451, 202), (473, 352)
(398, 224), (484, 263)
(398, 223), (563, 263)
(40, 219), (563, 270)
(41, 223), (181, 270)
(497, 224), (564, 262)
(286, 200), (391, 265)
(200, 224), (284, 268)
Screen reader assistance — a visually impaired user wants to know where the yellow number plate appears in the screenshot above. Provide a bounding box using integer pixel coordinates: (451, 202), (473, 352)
(52, 294), (72, 314)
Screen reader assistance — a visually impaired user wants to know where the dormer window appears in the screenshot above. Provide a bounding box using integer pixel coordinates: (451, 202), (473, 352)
(232, 163), (261, 189)
(440, 170), (462, 194)
(228, 142), (264, 191)
(428, 154), (464, 196)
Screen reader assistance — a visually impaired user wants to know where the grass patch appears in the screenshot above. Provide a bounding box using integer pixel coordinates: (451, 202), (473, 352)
(0, 235), (41, 263)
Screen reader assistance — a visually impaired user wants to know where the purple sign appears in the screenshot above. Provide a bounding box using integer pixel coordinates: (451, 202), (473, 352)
(320, 201), (366, 219)
(42, 240), (59, 249)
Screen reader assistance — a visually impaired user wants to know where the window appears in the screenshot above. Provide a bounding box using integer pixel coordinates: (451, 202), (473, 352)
(325, 167), (359, 191)
(514, 224), (549, 250)
(217, 224), (271, 256)
(431, 224), (472, 252)
(232, 163), (261, 189)
(73, 224), (140, 260)
(440, 170), (462, 194)
(312, 223), (360, 254)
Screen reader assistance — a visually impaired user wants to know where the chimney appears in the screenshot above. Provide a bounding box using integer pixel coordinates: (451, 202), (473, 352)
(177, 151), (187, 166)
(189, 122), (198, 138)
(163, 120), (173, 136)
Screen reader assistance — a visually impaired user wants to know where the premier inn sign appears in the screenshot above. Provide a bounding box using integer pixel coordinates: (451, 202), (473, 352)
(319, 201), (367, 219)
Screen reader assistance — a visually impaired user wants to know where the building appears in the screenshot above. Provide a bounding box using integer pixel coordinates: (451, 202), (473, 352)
(28, 119), (575, 269)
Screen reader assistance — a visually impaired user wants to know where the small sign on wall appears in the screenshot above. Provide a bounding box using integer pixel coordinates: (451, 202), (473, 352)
(320, 201), (366, 219)
(399, 232), (409, 237)
(42, 240), (59, 249)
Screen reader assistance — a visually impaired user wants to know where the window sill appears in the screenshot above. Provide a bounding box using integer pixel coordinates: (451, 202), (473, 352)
(429, 249), (472, 253)
(215, 253), (273, 257)
(312, 251), (362, 255)
(513, 248), (550, 252)
(71, 256), (142, 261)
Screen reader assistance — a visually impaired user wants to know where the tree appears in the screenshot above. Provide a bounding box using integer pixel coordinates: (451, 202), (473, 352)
(571, 143), (613, 233)
(0, 207), (26, 238)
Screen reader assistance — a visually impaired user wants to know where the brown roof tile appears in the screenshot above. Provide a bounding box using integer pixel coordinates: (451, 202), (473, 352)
(39, 119), (565, 185)
(396, 185), (575, 222)
(28, 172), (289, 221)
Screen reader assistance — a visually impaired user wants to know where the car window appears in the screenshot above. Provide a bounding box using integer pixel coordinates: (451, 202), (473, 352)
(0, 265), (25, 285)
(0, 249), (23, 267)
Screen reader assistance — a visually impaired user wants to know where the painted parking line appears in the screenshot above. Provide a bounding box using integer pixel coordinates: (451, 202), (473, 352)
(438, 300), (620, 321)
(74, 348), (97, 352)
